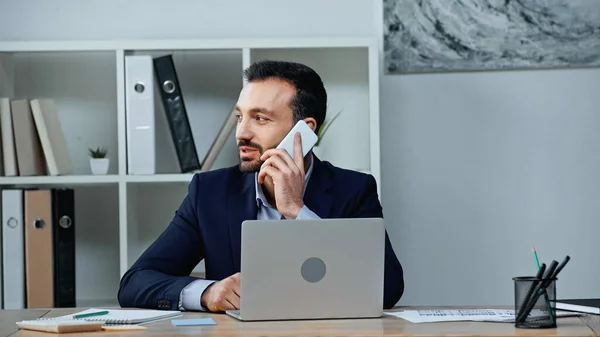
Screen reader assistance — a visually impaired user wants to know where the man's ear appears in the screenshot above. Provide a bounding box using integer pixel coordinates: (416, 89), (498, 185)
(303, 118), (317, 132)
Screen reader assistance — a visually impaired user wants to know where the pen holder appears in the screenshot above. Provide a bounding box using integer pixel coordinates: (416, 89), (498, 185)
(513, 276), (557, 329)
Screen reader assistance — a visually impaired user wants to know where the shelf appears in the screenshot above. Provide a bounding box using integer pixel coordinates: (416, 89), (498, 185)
(74, 185), (121, 308)
(125, 174), (195, 183)
(124, 168), (371, 184)
(0, 37), (375, 53)
(0, 171), (370, 186)
(125, 182), (206, 275)
(0, 37), (380, 306)
(125, 183), (185, 267)
(0, 174), (120, 186)
(0, 50), (120, 176)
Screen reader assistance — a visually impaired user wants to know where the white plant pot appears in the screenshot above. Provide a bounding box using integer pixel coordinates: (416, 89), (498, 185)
(90, 158), (109, 175)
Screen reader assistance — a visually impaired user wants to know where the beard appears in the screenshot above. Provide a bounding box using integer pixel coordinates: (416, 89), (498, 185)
(238, 139), (265, 173)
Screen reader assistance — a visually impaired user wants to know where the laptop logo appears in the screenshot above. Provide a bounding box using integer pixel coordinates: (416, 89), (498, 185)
(301, 257), (326, 283)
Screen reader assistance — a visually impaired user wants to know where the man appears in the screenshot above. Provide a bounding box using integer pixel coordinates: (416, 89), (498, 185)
(117, 60), (404, 312)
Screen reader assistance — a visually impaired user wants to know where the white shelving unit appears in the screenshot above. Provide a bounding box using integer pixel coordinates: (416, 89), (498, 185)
(0, 37), (381, 307)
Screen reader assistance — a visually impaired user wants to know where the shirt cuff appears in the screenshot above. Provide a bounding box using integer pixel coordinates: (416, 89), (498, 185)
(179, 279), (216, 311)
(295, 205), (321, 219)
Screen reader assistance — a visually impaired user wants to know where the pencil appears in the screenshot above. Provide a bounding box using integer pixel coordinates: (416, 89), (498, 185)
(531, 247), (555, 323)
(532, 247), (541, 270)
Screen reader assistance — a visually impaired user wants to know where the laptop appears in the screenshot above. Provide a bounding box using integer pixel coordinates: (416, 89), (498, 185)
(225, 218), (385, 321)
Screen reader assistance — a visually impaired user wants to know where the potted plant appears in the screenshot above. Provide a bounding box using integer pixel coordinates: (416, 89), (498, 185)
(312, 109), (342, 158)
(88, 146), (109, 175)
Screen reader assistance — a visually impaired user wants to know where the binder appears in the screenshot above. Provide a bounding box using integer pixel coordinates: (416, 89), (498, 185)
(30, 99), (73, 176)
(0, 193), (2, 308)
(201, 110), (237, 172)
(0, 97), (18, 176)
(51, 188), (75, 308)
(1, 189), (25, 309)
(24, 189), (54, 308)
(153, 55), (201, 173)
(0, 114), (3, 176)
(153, 79), (181, 174)
(125, 55), (156, 175)
(11, 99), (46, 176)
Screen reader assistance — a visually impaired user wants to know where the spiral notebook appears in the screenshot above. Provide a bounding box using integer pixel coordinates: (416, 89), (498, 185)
(35, 308), (181, 325)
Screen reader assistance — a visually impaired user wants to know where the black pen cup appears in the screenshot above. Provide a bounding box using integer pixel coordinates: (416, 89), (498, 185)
(513, 276), (557, 329)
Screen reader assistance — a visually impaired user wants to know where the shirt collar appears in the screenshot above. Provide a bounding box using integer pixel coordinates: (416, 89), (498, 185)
(255, 153), (314, 208)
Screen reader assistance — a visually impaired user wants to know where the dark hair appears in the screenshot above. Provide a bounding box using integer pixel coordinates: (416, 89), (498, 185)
(243, 60), (327, 133)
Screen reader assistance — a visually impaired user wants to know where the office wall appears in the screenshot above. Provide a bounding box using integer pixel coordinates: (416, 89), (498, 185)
(0, 0), (374, 40)
(373, 1), (600, 306)
(379, 68), (600, 305)
(2, 0), (598, 306)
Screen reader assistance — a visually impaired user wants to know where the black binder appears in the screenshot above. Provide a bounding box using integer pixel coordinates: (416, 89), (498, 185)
(153, 55), (201, 173)
(51, 188), (75, 308)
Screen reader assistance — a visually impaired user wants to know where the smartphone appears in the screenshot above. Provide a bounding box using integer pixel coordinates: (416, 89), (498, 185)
(276, 120), (319, 158)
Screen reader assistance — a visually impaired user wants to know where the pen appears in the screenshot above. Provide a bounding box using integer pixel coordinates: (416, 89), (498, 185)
(550, 255), (570, 280)
(542, 255), (571, 313)
(516, 263), (545, 322)
(73, 310), (109, 319)
(532, 248), (554, 323)
(532, 247), (541, 270)
(517, 260), (558, 324)
(536, 263), (546, 281)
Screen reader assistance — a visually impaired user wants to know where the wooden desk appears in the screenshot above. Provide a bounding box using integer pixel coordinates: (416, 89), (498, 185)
(0, 309), (49, 337)
(2, 307), (598, 337)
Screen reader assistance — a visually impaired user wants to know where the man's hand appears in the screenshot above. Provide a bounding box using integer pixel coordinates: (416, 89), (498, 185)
(200, 272), (240, 312)
(258, 132), (305, 218)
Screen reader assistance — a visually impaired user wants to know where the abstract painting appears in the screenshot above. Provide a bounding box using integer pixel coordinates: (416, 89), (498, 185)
(383, 0), (600, 74)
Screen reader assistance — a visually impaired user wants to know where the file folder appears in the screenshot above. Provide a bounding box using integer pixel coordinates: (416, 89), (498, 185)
(52, 188), (76, 307)
(153, 54), (201, 173)
(24, 189), (54, 308)
(125, 55), (156, 175)
(2, 189), (25, 309)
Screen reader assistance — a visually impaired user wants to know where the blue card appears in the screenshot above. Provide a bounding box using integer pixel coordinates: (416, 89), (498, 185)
(171, 318), (217, 327)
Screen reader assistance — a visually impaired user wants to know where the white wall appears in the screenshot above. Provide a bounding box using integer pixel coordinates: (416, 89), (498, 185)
(2, 0), (597, 307)
(0, 0), (374, 40)
(379, 68), (600, 305)
(373, 1), (600, 306)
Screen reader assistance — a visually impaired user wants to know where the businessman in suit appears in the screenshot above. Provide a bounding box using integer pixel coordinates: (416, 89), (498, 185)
(118, 60), (404, 312)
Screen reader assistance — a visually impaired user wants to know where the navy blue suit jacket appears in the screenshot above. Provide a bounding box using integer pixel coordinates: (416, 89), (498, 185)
(118, 156), (404, 310)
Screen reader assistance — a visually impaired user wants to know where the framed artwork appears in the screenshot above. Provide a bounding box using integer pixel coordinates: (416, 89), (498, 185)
(383, 0), (600, 74)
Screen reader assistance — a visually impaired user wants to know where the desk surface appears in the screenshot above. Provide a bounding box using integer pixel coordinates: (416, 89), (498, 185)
(2, 307), (599, 337)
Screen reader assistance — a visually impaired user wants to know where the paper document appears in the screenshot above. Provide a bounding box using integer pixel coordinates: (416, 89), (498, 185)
(384, 309), (577, 323)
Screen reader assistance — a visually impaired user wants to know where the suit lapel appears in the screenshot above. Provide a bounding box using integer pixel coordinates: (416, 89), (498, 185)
(303, 155), (333, 218)
(227, 172), (257, 273)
